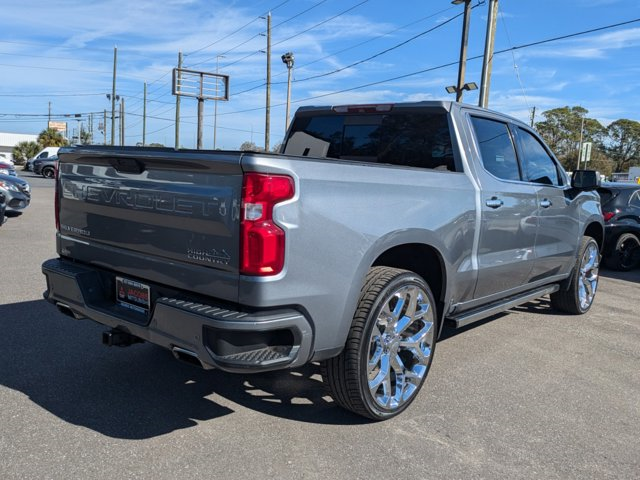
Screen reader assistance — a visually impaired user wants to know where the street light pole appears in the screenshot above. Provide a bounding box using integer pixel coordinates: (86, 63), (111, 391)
(454, 0), (472, 102)
(281, 52), (295, 134)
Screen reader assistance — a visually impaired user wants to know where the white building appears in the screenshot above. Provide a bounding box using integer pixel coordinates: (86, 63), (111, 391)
(0, 132), (39, 162)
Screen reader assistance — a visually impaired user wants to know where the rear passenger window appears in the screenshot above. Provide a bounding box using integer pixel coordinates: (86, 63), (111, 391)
(470, 116), (520, 181)
(516, 128), (561, 186)
(630, 191), (640, 207)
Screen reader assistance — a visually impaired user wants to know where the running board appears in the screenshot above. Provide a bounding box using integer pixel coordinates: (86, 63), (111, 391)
(446, 284), (560, 329)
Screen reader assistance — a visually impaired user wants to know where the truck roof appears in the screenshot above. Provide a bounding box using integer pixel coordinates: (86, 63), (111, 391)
(294, 101), (530, 128)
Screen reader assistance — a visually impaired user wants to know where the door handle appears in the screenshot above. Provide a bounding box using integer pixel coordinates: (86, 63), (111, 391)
(485, 197), (503, 209)
(540, 199), (552, 208)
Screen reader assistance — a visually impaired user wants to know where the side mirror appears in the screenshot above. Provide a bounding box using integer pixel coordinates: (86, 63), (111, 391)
(571, 170), (601, 190)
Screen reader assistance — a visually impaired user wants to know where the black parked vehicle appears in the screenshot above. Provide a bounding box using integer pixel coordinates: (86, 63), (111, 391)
(32, 156), (58, 178)
(598, 183), (640, 270)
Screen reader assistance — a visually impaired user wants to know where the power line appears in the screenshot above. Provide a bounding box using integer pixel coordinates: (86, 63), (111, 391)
(499, 11), (531, 113)
(230, 4), (457, 91)
(0, 111), (104, 117)
(272, 0), (369, 48)
(274, 4), (456, 77)
(189, 0), (330, 70)
(0, 92), (106, 97)
(213, 16), (640, 118)
(185, 0), (292, 57)
(229, 4), (467, 96)
(0, 40), (170, 62)
(0, 62), (148, 81)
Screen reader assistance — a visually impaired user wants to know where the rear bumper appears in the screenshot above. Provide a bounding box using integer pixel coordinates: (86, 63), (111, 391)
(5, 191), (30, 211)
(42, 258), (314, 373)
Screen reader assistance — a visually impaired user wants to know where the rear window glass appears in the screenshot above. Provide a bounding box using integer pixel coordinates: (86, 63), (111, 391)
(597, 188), (614, 206)
(284, 111), (456, 171)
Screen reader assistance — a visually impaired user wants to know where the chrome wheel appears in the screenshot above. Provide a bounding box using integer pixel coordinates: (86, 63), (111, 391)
(578, 241), (599, 310)
(367, 284), (435, 411)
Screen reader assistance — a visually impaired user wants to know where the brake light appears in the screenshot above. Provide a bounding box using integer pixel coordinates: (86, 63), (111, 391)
(603, 211), (616, 222)
(240, 173), (294, 276)
(54, 163), (60, 231)
(332, 104), (394, 113)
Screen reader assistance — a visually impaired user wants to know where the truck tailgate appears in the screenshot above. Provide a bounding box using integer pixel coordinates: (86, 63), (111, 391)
(56, 147), (243, 302)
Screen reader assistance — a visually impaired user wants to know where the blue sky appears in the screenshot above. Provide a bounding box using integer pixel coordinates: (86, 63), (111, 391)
(1, 0), (639, 149)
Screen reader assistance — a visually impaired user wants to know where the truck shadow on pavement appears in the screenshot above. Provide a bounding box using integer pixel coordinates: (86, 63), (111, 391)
(0, 300), (367, 439)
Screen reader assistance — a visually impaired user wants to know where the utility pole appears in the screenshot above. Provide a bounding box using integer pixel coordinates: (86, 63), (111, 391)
(265, 12), (272, 152)
(213, 55), (224, 149)
(530, 106), (536, 128)
(143, 82), (147, 146)
(103, 110), (107, 145)
(48, 101), (51, 125)
(478, 0), (498, 108)
(89, 113), (93, 144)
(175, 51), (183, 149)
(120, 97), (125, 146)
(111, 46), (117, 145)
(454, 0), (472, 102)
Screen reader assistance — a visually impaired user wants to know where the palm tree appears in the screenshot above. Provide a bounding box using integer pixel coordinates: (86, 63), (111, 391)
(38, 128), (68, 147)
(11, 141), (41, 166)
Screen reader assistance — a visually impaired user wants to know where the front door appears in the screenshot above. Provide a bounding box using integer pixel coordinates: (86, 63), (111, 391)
(513, 126), (580, 281)
(469, 116), (538, 300)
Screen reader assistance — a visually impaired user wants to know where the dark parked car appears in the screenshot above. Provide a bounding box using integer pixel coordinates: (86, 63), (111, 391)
(0, 174), (31, 216)
(598, 183), (640, 270)
(32, 156), (58, 178)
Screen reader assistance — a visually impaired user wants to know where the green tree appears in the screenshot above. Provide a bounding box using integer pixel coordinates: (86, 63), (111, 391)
(604, 119), (640, 173)
(240, 141), (263, 152)
(37, 128), (68, 147)
(80, 129), (92, 145)
(535, 106), (605, 171)
(11, 141), (40, 166)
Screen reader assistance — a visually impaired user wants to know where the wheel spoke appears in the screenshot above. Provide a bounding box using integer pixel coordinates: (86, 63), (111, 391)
(394, 315), (412, 336)
(368, 344), (383, 375)
(400, 321), (433, 348)
(391, 293), (405, 320)
(369, 352), (390, 393)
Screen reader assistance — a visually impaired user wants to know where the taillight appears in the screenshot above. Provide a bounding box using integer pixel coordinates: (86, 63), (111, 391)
(54, 163), (60, 231)
(332, 104), (394, 113)
(603, 211), (616, 222)
(240, 173), (294, 276)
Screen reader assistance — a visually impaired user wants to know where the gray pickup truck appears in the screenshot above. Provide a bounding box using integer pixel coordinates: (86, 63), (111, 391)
(42, 101), (603, 420)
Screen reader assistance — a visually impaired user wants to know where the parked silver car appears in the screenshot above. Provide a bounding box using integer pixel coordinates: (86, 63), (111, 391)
(0, 162), (17, 177)
(0, 174), (30, 216)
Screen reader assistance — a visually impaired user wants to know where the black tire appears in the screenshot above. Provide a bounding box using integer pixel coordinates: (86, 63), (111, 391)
(550, 236), (600, 314)
(604, 233), (640, 271)
(42, 166), (55, 178)
(321, 267), (438, 420)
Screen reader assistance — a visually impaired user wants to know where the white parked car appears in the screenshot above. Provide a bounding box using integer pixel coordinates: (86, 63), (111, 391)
(25, 147), (60, 171)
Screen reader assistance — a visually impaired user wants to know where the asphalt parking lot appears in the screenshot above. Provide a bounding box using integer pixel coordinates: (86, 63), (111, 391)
(1, 173), (639, 479)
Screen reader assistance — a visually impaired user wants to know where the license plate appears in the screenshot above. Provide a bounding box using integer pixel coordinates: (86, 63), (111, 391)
(116, 277), (150, 314)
